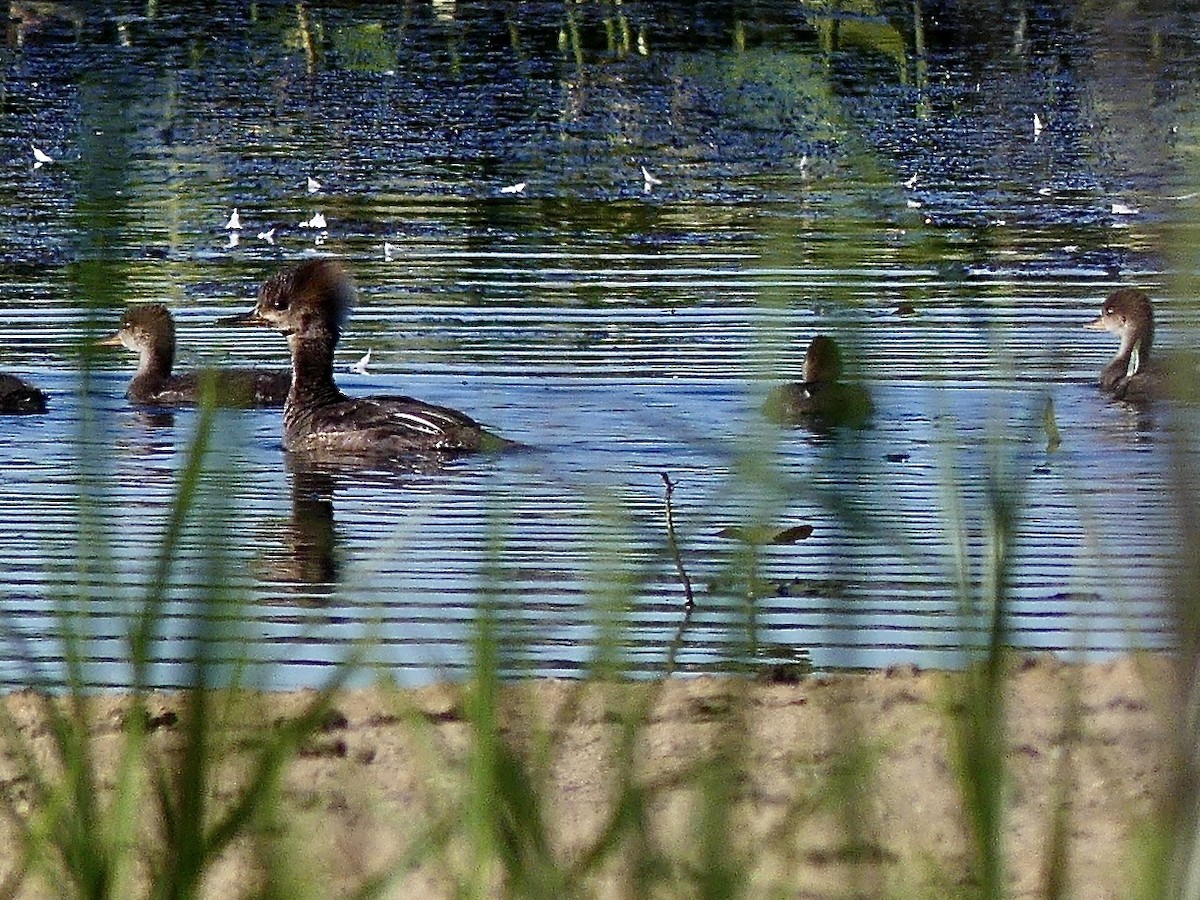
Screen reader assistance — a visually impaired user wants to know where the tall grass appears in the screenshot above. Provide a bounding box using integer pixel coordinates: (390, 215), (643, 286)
(0, 376), (359, 899)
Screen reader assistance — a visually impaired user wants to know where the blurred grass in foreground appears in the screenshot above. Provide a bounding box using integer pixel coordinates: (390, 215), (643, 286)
(0, 3), (1188, 893)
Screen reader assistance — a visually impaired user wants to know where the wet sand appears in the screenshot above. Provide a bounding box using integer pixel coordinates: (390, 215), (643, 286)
(0, 653), (1174, 897)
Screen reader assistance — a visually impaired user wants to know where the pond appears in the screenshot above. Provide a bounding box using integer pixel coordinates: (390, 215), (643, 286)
(0, 1), (1194, 689)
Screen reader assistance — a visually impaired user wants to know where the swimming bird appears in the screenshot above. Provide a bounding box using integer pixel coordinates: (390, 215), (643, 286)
(764, 335), (873, 428)
(1085, 288), (1166, 403)
(98, 304), (290, 407)
(0, 373), (47, 414)
(221, 259), (511, 459)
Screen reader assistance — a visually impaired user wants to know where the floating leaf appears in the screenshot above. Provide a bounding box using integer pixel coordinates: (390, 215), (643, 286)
(771, 524), (815, 544)
(716, 523), (813, 545)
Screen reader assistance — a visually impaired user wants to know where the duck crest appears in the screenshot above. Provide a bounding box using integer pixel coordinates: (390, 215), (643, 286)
(260, 259), (357, 338)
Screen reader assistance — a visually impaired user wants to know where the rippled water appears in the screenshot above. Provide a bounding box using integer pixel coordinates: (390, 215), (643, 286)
(0, 2), (1195, 688)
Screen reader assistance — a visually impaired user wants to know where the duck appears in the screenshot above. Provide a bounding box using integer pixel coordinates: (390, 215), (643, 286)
(764, 335), (873, 428)
(221, 259), (512, 459)
(1084, 288), (1166, 403)
(0, 373), (47, 414)
(97, 304), (290, 407)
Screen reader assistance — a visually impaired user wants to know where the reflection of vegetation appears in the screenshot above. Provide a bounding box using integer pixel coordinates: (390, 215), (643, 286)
(329, 22), (394, 74)
(807, 0), (909, 77)
(677, 48), (847, 143)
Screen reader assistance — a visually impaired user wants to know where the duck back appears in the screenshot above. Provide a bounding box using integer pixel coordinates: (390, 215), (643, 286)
(127, 368), (290, 407)
(283, 393), (511, 458)
(764, 380), (873, 429)
(0, 374), (47, 414)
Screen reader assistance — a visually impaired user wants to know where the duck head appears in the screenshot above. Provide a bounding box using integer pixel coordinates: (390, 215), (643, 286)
(97, 303), (175, 374)
(802, 335), (844, 384)
(222, 259), (356, 346)
(1085, 288), (1155, 372)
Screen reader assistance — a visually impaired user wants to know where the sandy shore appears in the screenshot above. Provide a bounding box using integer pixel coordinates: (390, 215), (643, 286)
(0, 653), (1176, 897)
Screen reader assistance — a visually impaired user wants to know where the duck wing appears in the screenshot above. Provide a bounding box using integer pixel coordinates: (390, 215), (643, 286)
(289, 395), (506, 454)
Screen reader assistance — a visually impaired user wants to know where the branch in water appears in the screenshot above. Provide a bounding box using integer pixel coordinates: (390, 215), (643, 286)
(661, 472), (695, 609)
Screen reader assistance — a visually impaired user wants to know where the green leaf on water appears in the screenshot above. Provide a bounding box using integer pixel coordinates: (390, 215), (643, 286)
(716, 524), (814, 545)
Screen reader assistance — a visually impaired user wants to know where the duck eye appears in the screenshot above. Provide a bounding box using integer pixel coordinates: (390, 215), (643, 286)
(270, 295), (289, 312)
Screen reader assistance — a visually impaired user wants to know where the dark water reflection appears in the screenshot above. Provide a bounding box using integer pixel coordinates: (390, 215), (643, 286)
(256, 461), (341, 600)
(0, 1), (1195, 687)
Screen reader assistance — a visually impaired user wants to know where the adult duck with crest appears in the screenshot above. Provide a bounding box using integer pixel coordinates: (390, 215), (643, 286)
(222, 259), (513, 459)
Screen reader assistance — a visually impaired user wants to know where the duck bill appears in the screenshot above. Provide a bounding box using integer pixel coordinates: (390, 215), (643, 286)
(1083, 316), (1107, 331)
(218, 308), (269, 327)
(94, 332), (124, 347)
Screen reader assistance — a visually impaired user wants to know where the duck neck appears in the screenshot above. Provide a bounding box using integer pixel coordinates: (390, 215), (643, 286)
(1116, 322), (1153, 376)
(287, 330), (345, 408)
(132, 343), (172, 386)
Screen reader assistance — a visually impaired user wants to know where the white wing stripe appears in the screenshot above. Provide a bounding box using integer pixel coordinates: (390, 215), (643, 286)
(391, 411), (447, 435)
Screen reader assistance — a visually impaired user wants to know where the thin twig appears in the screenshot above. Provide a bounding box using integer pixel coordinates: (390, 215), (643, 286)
(663, 601), (696, 678)
(661, 472), (694, 609)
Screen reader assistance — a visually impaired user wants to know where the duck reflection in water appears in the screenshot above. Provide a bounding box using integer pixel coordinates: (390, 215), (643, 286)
(114, 408), (185, 461)
(256, 453), (464, 603)
(254, 459), (341, 602)
(764, 335), (873, 429)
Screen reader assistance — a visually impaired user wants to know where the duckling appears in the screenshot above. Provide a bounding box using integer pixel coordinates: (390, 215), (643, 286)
(765, 335), (873, 428)
(98, 304), (289, 406)
(1084, 288), (1166, 403)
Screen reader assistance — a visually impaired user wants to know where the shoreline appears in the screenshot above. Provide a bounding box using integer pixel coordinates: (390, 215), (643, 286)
(0, 652), (1176, 897)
